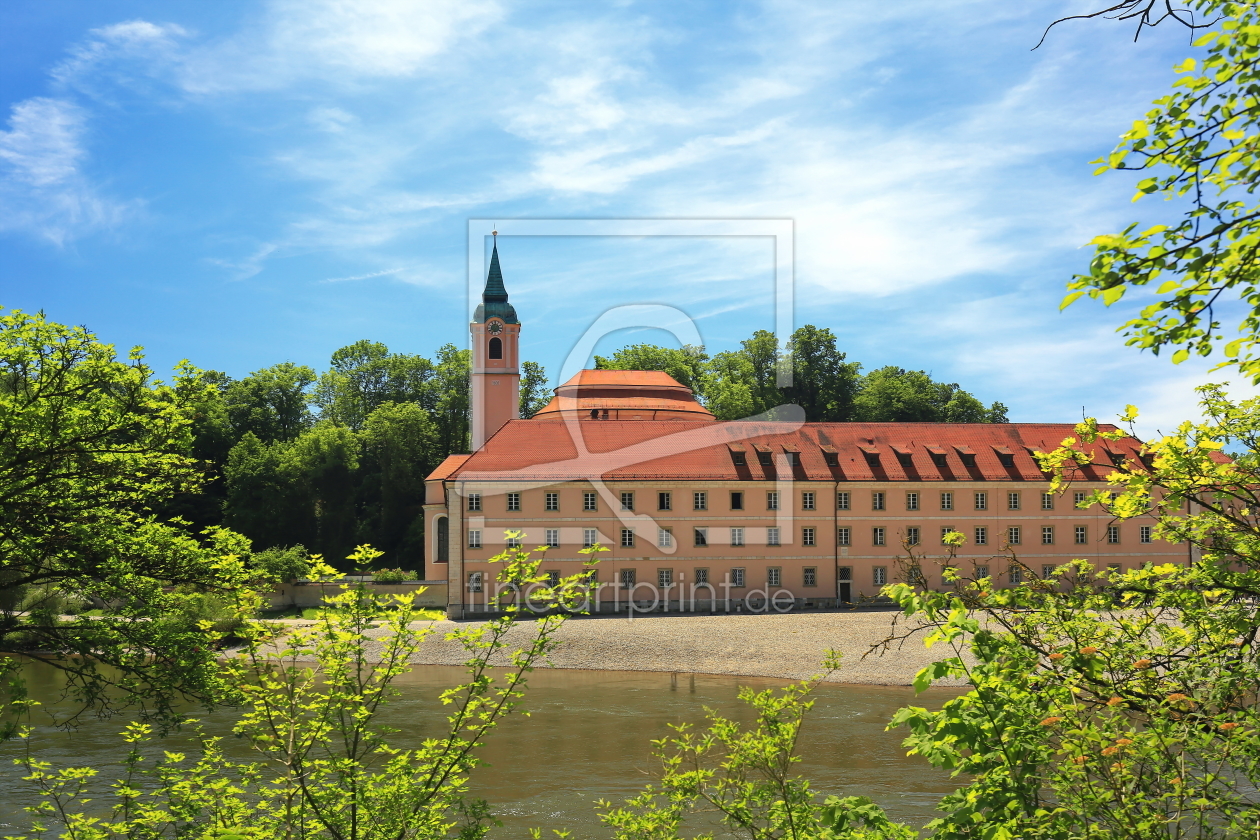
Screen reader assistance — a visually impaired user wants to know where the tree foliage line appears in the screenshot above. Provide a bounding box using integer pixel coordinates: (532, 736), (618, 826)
(595, 324), (1009, 424)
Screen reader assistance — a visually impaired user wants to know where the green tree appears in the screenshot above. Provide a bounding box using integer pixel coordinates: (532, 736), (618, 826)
(358, 402), (440, 570)
(0, 309), (252, 736)
(519, 360), (550, 419)
(225, 362), (316, 443)
(426, 344), (470, 455)
(854, 366), (1006, 423)
(313, 340), (434, 431)
(595, 343), (710, 395)
(782, 325), (861, 422)
(1064, 0), (1260, 380)
(13, 544), (601, 840)
(223, 432), (314, 552)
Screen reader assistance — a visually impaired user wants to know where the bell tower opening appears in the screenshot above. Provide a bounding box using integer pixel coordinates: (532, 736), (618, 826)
(488, 337), (503, 359)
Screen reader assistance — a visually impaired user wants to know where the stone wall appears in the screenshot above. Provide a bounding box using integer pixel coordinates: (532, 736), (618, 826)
(262, 580), (449, 610)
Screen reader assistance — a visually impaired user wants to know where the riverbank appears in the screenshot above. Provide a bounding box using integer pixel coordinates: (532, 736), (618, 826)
(265, 611), (974, 686)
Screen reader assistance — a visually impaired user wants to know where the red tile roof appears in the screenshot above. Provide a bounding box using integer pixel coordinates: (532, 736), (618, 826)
(428, 454), (472, 481)
(563, 370), (685, 387)
(434, 420), (1147, 483)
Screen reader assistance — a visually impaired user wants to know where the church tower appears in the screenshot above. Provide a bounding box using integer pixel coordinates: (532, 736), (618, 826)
(470, 231), (520, 450)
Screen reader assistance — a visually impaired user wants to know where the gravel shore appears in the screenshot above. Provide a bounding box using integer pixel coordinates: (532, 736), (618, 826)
(268, 611), (975, 686)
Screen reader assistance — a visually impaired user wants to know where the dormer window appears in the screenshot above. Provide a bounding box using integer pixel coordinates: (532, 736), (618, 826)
(758, 451), (773, 467)
(896, 452), (913, 468)
(732, 451), (746, 466)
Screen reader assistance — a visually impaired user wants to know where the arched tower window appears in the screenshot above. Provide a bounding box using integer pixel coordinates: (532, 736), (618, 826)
(488, 337), (503, 359)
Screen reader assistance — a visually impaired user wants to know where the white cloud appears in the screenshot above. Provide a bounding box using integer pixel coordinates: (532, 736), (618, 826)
(0, 97), (127, 244)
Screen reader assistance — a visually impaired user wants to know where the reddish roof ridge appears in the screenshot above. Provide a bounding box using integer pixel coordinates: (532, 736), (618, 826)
(427, 454), (471, 481)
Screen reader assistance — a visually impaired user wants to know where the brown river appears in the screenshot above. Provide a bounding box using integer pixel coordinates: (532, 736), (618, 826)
(1, 661), (965, 838)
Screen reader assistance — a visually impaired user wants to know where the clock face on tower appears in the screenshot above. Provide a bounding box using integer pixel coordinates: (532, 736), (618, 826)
(487, 321), (502, 334)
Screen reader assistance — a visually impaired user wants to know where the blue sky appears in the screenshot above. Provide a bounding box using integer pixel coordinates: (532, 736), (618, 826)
(0, 0), (1248, 437)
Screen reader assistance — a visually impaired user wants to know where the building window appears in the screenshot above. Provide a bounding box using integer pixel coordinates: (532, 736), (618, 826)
(467, 493), (481, 511)
(732, 450), (747, 466)
(803, 567), (817, 587)
(757, 450), (772, 466)
(1107, 563), (1123, 574)
(468, 529), (482, 549)
(975, 526), (987, 545)
(621, 491), (635, 511)
(975, 565), (989, 579)
(767, 491), (779, 510)
(658, 492), (672, 510)
(545, 528), (560, 548)
(507, 534), (522, 548)
(1042, 526), (1054, 545)
(837, 527), (851, 546)
(1009, 567), (1023, 585)
(906, 526), (920, 546)
(764, 567), (780, 587)
(695, 568), (709, 584)
(872, 491), (885, 511)
(694, 491), (707, 510)
(1074, 491), (1087, 506)
(546, 570), (561, 587)
(802, 491), (815, 510)
(1007, 526), (1021, 545)
(1041, 564), (1056, 580)
(731, 527), (745, 546)
(1140, 525), (1152, 543)
(940, 491), (953, 510)
(1075, 526), (1087, 545)
(658, 527), (673, 548)
(941, 527), (955, 544)
(802, 527), (816, 546)
(767, 527), (781, 546)
(506, 492), (520, 511)
(620, 568), (636, 589)
(785, 451), (800, 467)
(694, 528), (708, 547)
(1008, 492), (1020, 511)
(468, 572), (483, 593)
(583, 528), (598, 548)
(621, 528), (635, 548)
(584, 492), (598, 511)
(730, 491), (744, 510)
(836, 491), (850, 510)
(873, 527), (886, 546)
(731, 568), (746, 587)
(658, 569), (673, 588)
(545, 492), (559, 511)
(1041, 492), (1054, 510)
(906, 492), (919, 511)
(837, 566), (852, 581)
(873, 567), (888, 586)
(974, 492), (987, 510)
(1107, 525), (1120, 544)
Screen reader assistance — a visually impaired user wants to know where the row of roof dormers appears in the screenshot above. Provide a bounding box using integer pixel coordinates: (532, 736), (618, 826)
(428, 420), (1171, 484)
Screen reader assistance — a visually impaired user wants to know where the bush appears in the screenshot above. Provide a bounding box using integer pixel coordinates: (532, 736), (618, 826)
(371, 568), (408, 584)
(252, 545), (313, 584)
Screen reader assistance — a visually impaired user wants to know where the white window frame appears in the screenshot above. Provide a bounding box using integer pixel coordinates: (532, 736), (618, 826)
(545, 492), (559, 511)
(974, 526), (987, 545)
(873, 526), (885, 546)
(544, 528), (560, 548)
(583, 492), (598, 511)
(836, 491), (850, 510)
(468, 529), (482, 549)
(803, 567), (817, 587)
(730, 527), (745, 547)
(693, 491), (707, 510)
(974, 492), (987, 510)
(730, 568), (746, 588)
(694, 527), (709, 547)
(620, 491), (634, 511)
(467, 493), (481, 512)
(802, 527), (815, 546)
(767, 567), (781, 587)
(583, 528), (598, 548)
(940, 491), (953, 510)
(906, 526), (920, 546)
(658, 527), (673, 547)
(1007, 526), (1021, 545)
(906, 492), (919, 511)
(468, 572), (483, 593)
(621, 528), (635, 548)
(1139, 525), (1152, 543)
(506, 492), (520, 511)
(767, 491), (779, 511)
(1008, 492), (1020, 511)
(802, 491), (815, 510)
(1042, 526), (1054, 545)
(837, 527), (851, 546)
(766, 526), (781, 546)
(873, 567), (888, 586)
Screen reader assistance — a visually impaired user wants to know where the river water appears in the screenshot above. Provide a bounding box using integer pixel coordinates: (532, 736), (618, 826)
(1, 661), (965, 838)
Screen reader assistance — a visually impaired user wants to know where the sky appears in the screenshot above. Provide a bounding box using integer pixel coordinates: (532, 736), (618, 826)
(0, 0), (1251, 438)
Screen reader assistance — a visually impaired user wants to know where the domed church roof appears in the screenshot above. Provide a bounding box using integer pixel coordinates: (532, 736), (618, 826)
(532, 369), (715, 421)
